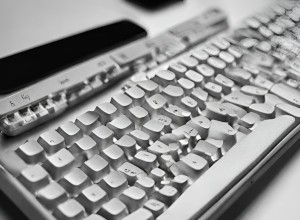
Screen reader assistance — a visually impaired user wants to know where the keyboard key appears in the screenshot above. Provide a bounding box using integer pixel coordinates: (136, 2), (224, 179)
(99, 171), (128, 198)
(68, 136), (98, 162)
(161, 85), (184, 105)
(190, 87), (208, 110)
(186, 115), (211, 139)
(118, 162), (147, 185)
(107, 115), (134, 139)
(75, 111), (100, 134)
(53, 199), (85, 220)
(133, 151), (157, 173)
(164, 105), (191, 126)
(123, 208), (153, 220)
(37, 182), (68, 210)
(77, 184), (109, 214)
(203, 102), (237, 123)
(227, 45), (243, 61)
(241, 85), (268, 102)
(16, 140), (45, 164)
(222, 102), (247, 118)
(134, 177), (155, 196)
(90, 125), (114, 151)
(196, 64), (215, 81)
(276, 103), (300, 120)
(207, 57), (226, 74)
(192, 140), (221, 165)
(127, 106), (150, 129)
(212, 38), (230, 50)
(125, 86), (146, 106)
(115, 135), (137, 158)
(148, 141), (171, 157)
(110, 93), (133, 113)
(253, 75), (274, 90)
(151, 70), (176, 87)
(154, 185), (179, 206)
(57, 121), (83, 145)
(172, 125), (199, 146)
(94, 102), (119, 125)
(238, 112), (261, 128)
(58, 168), (91, 196)
(83, 214), (107, 220)
(137, 80), (159, 98)
(144, 199), (165, 218)
(191, 49), (209, 63)
(270, 83), (300, 107)
(81, 155), (109, 183)
(37, 130), (66, 155)
(98, 198), (128, 220)
(218, 51), (235, 65)
(102, 144), (126, 170)
(171, 175), (189, 194)
(43, 148), (75, 180)
(18, 164), (49, 193)
(177, 78), (195, 95)
(225, 68), (252, 85)
(168, 63), (187, 79)
(149, 168), (166, 185)
(249, 103), (275, 119)
(142, 120), (164, 141)
(143, 94), (167, 117)
(129, 130), (150, 149)
(223, 91), (255, 109)
(120, 186), (147, 212)
(204, 82), (222, 99)
(185, 70), (204, 88)
(201, 44), (220, 56)
(179, 56), (199, 70)
(153, 115), (172, 134)
(180, 96), (198, 117)
(170, 153), (208, 181)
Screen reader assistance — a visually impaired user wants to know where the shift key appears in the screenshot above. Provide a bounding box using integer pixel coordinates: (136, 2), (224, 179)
(270, 83), (300, 107)
(111, 42), (153, 67)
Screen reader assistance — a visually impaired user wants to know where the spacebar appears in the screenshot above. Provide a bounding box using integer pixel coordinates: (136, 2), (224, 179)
(158, 115), (295, 220)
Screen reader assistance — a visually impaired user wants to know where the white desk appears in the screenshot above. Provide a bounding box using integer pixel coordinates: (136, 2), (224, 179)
(1, 0), (300, 219)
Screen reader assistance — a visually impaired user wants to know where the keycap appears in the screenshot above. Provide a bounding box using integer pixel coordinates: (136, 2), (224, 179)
(95, 102), (119, 125)
(148, 141), (171, 157)
(185, 70), (204, 87)
(207, 57), (226, 74)
(37, 182), (68, 210)
(179, 56), (199, 70)
(204, 102), (237, 123)
(135, 176), (155, 196)
(102, 144), (126, 169)
(161, 85), (184, 104)
(214, 74), (234, 95)
(186, 115), (211, 139)
(258, 26), (273, 38)
(99, 171), (128, 199)
(201, 44), (220, 56)
(270, 83), (300, 107)
(196, 64), (215, 81)
(154, 185), (179, 206)
(171, 175), (189, 194)
(153, 115), (172, 134)
(177, 78), (195, 95)
(223, 91), (255, 109)
(118, 162), (147, 185)
(253, 75), (274, 90)
(225, 68), (252, 85)
(75, 111), (100, 135)
(142, 120), (164, 141)
(53, 199), (85, 220)
(151, 70), (176, 87)
(37, 130), (66, 155)
(168, 63), (187, 79)
(57, 121), (83, 145)
(208, 120), (237, 151)
(129, 130), (150, 149)
(111, 93), (133, 113)
(125, 86), (146, 106)
(43, 148), (75, 180)
(58, 168), (91, 196)
(144, 199), (165, 218)
(227, 46), (243, 61)
(81, 155), (109, 183)
(77, 184), (109, 214)
(192, 140), (221, 165)
(190, 87), (208, 110)
(241, 85), (268, 102)
(212, 38), (230, 50)
(133, 151), (157, 173)
(158, 116), (295, 220)
(16, 140), (45, 164)
(245, 17), (260, 29)
(127, 106), (150, 129)
(164, 105), (191, 126)
(180, 96), (198, 116)
(83, 214), (107, 220)
(268, 23), (284, 35)
(191, 49), (209, 63)
(222, 102), (247, 118)
(238, 112), (260, 128)
(219, 51), (235, 65)
(240, 38), (258, 49)
(172, 125), (199, 146)
(143, 94), (168, 117)
(98, 198), (128, 220)
(170, 153), (208, 181)
(204, 82), (222, 99)
(276, 103), (300, 120)
(68, 136), (98, 163)
(107, 115), (134, 139)
(18, 164), (50, 193)
(137, 80), (159, 97)
(149, 168), (166, 185)
(249, 103), (275, 119)
(123, 208), (154, 220)
(256, 41), (272, 53)
(90, 125), (114, 151)
(120, 186), (147, 213)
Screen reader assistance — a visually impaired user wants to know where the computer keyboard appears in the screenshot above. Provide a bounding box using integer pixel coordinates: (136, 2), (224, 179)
(1, 1), (300, 220)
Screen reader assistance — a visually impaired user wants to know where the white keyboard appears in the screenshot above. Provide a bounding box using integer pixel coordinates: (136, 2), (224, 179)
(1, 1), (300, 220)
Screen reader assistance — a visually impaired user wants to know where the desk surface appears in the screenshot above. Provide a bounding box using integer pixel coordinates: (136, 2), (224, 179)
(1, 0), (300, 219)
